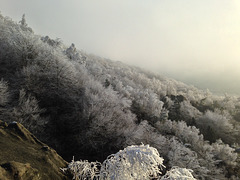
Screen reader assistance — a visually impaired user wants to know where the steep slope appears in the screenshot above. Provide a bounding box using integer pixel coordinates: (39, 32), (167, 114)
(0, 120), (70, 180)
(0, 12), (239, 179)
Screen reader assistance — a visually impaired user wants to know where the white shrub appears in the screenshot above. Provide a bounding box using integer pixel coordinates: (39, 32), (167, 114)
(100, 144), (165, 180)
(64, 145), (200, 180)
(65, 159), (101, 180)
(161, 167), (196, 180)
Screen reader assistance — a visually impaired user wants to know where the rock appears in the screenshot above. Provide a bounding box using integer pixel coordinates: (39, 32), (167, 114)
(0, 121), (71, 180)
(0, 161), (39, 180)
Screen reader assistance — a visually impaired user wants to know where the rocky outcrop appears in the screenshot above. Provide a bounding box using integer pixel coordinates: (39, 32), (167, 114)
(0, 120), (71, 180)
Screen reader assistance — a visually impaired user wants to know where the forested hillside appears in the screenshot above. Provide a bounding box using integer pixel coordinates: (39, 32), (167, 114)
(0, 13), (239, 179)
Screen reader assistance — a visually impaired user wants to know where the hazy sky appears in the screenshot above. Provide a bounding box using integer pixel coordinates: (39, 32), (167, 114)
(1, 0), (240, 95)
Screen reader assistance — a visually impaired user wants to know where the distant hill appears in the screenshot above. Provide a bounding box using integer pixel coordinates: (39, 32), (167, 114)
(0, 12), (239, 179)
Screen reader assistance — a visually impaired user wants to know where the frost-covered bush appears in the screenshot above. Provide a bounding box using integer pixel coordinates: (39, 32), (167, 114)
(100, 144), (165, 180)
(64, 145), (199, 180)
(160, 167), (196, 180)
(64, 144), (166, 180)
(64, 159), (101, 180)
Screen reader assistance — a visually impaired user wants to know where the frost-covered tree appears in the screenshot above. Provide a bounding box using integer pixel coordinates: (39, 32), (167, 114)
(12, 89), (46, 135)
(211, 139), (237, 167)
(65, 43), (81, 61)
(0, 79), (9, 106)
(155, 119), (238, 178)
(125, 120), (169, 158)
(19, 14), (33, 32)
(197, 110), (234, 143)
(19, 14), (27, 27)
(167, 137), (210, 179)
(179, 100), (202, 125)
(131, 89), (164, 122)
(83, 79), (137, 155)
(0, 17), (39, 73)
(41, 36), (62, 47)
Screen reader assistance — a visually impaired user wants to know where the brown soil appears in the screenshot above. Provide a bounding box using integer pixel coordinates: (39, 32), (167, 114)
(0, 120), (71, 180)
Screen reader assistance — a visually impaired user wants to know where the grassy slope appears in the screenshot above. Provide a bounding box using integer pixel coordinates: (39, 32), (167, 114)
(0, 120), (70, 180)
